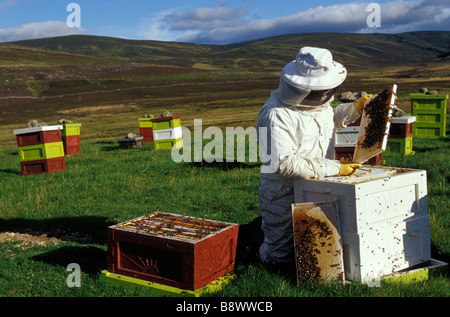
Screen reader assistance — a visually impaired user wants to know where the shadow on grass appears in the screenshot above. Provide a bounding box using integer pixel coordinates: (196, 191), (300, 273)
(431, 244), (450, 274)
(101, 145), (121, 151)
(0, 216), (115, 245)
(32, 245), (107, 274)
(186, 160), (260, 171)
(0, 168), (20, 175)
(0, 216), (114, 276)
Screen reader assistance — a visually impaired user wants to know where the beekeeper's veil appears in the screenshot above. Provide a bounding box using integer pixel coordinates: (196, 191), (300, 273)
(277, 47), (347, 108)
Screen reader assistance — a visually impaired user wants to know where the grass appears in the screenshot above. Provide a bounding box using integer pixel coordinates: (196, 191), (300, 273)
(0, 121), (449, 297)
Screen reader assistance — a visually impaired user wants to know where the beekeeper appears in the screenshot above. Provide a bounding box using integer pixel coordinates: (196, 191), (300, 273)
(256, 46), (370, 272)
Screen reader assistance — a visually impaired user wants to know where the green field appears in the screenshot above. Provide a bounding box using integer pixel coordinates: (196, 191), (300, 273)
(0, 127), (448, 297)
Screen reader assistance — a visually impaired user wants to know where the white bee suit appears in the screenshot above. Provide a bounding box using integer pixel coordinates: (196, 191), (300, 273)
(256, 91), (359, 263)
(256, 47), (360, 264)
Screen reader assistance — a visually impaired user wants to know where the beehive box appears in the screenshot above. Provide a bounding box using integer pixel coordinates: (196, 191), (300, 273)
(17, 141), (65, 162)
(151, 116), (183, 150)
(139, 128), (154, 142)
(62, 135), (81, 155)
(388, 116), (415, 139)
(341, 215), (431, 282)
(154, 138), (183, 150)
(61, 123), (81, 136)
(14, 126), (63, 147)
(335, 126), (359, 146)
(384, 136), (414, 156)
(153, 126), (183, 141)
(118, 136), (143, 149)
(138, 118), (153, 128)
(60, 123), (81, 155)
(20, 157), (66, 175)
(107, 212), (239, 291)
(138, 118), (154, 142)
(294, 166), (428, 232)
(293, 166), (431, 282)
(410, 93), (448, 138)
(13, 125), (66, 175)
(151, 116), (181, 131)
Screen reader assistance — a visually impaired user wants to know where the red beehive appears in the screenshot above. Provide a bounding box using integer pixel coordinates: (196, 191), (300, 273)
(107, 212), (239, 291)
(20, 156), (66, 175)
(388, 116), (415, 139)
(335, 146), (383, 165)
(62, 135), (81, 155)
(139, 128), (154, 142)
(15, 128), (62, 147)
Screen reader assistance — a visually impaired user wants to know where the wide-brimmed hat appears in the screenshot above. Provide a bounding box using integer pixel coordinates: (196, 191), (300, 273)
(282, 47), (347, 91)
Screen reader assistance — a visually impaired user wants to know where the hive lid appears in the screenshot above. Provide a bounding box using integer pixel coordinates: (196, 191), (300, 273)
(391, 116), (416, 124)
(118, 136), (144, 142)
(353, 85), (396, 164)
(13, 125), (63, 135)
(151, 116), (181, 122)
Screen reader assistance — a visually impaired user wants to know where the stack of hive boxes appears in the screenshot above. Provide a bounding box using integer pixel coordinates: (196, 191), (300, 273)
(61, 123), (81, 156)
(138, 118), (154, 142)
(13, 125), (66, 175)
(294, 166), (432, 283)
(151, 116), (183, 150)
(384, 116), (415, 157)
(410, 93), (448, 138)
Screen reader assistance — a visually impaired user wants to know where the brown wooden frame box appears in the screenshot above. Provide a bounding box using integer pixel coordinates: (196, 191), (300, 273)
(107, 212), (239, 291)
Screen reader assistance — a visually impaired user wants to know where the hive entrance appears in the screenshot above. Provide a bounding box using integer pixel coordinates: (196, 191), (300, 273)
(116, 212), (229, 241)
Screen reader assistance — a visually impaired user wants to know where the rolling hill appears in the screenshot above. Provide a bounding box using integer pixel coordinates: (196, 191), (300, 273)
(0, 31), (449, 142)
(7, 31), (450, 70)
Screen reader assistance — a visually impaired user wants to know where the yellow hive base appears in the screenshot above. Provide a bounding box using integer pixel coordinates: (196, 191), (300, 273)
(382, 259), (447, 284)
(100, 270), (235, 297)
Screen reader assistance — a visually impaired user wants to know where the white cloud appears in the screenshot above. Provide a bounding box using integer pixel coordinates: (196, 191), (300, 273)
(162, 6), (248, 30)
(0, 0), (19, 12)
(136, 9), (196, 42)
(0, 21), (88, 42)
(154, 0), (450, 44)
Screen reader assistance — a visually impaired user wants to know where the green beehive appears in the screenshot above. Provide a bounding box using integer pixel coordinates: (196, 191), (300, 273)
(384, 136), (414, 157)
(410, 93), (448, 138)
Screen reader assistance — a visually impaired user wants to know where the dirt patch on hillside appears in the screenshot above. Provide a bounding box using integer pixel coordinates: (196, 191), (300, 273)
(56, 104), (136, 117)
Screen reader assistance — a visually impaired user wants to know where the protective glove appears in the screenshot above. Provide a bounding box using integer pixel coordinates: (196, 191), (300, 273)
(338, 158), (362, 176)
(354, 94), (373, 115)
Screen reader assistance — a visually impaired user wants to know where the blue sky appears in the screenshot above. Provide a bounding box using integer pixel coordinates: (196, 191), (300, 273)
(0, 0), (449, 43)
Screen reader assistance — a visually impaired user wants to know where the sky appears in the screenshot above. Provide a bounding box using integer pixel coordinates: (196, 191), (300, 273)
(0, 0), (449, 44)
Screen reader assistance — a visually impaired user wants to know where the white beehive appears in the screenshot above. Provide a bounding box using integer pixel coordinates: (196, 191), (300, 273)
(153, 126), (183, 141)
(294, 166), (428, 233)
(335, 126), (359, 146)
(341, 215), (430, 282)
(293, 166), (431, 283)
